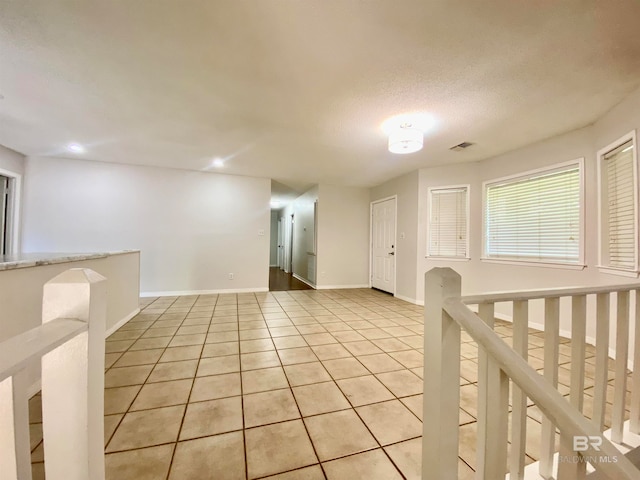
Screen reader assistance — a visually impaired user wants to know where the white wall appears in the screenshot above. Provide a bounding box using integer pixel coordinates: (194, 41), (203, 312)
(317, 184), (369, 288)
(21, 156), (271, 294)
(417, 126), (599, 302)
(370, 170), (419, 302)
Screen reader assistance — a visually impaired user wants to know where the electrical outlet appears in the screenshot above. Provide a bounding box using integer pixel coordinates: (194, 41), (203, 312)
(228, 273), (234, 280)
(258, 229), (265, 236)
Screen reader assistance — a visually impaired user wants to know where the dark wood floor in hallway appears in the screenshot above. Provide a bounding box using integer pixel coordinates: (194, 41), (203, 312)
(269, 267), (313, 291)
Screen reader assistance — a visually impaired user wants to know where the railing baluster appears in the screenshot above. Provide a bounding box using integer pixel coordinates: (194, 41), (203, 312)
(558, 294), (587, 480)
(423, 268), (461, 480)
(510, 300), (528, 480)
(612, 290), (630, 444)
(569, 295), (587, 412)
(41, 269), (107, 480)
(593, 293), (610, 432)
(540, 297), (560, 480)
(0, 369), (32, 480)
(476, 301), (508, 479)
(475, 301), (494, 479)
(631, 289), (640, 434)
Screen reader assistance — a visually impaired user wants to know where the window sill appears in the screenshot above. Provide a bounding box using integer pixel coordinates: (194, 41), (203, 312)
(425, 256), (470, 262)
(481, 258), (586, 270)
(597, 266), (640, 278)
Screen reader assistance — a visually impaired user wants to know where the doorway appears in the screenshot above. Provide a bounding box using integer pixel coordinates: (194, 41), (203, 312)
(371, 196), (397, 294)
(269, 213), (312, 291)
(0, 174), (15, 257)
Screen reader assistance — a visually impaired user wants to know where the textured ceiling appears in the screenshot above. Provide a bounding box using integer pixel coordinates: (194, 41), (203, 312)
(2, 1), (640, 195)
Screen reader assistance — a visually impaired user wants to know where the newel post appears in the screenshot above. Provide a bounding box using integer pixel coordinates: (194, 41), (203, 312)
(41, 268), (107, 480)
(423, 268), (461, 480)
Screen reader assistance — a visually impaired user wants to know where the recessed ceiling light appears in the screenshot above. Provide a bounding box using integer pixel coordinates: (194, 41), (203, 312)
(212, 158), (224, 168)
(67, 143), (85, 153)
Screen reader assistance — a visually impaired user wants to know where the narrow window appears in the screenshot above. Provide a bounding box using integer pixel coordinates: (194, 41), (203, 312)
(483, 160), (583, 266)
(598, 132), (638, 276)
(428, 186), (469, 259)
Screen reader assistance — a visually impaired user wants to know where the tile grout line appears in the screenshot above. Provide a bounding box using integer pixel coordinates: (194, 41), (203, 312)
(270, 293), (329, 480)
(162, 293), (207, 480)
(104, 296), (182, 452)
(240, 293), (250, 480)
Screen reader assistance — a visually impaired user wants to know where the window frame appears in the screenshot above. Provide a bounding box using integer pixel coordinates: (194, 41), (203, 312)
(481, 158), (585, 269)
(426, 184), (470, 260)
(596, 130), (639, 277)
(0, 167), (21, 256)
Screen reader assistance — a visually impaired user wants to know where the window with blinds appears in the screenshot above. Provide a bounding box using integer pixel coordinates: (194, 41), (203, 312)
(428, 186), (469, 258)
(483, 161), (583, 264)
(598, 133), (638, 274)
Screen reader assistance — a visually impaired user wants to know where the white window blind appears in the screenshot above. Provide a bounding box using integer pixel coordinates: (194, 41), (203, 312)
(484, 163), (581, 264)
(429, 186), (468, 258)
(603, 140), (636, 270)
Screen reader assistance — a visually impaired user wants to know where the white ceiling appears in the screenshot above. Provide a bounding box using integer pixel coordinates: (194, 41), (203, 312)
(2, 1), (640, 196)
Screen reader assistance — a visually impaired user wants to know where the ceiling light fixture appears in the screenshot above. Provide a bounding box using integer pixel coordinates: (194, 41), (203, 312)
(212, 158), (224, 168)
(388, 123), (423, 154)
(67, 143), (85, 154)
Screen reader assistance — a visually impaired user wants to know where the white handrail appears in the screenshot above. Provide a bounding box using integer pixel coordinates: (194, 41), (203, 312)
(0, 319), (87, 382)
(444, 297), (639, 480)
(462, 281), (640, 304)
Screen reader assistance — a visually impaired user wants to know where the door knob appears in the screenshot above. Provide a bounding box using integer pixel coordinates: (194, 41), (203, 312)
(389, 252), (395, 256)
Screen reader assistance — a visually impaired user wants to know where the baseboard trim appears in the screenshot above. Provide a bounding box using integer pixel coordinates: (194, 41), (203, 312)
(394, 294), (423, 305)
(106, 308), (140, 337)
(316, 284), (370, 290)
(292, 273), (316, 289)
(140, 287), (269, 297)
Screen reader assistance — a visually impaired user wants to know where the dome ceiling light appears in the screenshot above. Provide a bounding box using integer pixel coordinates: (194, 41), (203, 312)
(388, 122), (423, 154)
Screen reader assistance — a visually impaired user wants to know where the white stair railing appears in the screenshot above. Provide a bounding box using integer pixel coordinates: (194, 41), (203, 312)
(0, 268), (107, 480)
(423, 267), (640, 480)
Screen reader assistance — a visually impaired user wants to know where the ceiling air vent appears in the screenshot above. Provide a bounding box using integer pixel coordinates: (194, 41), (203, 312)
(450, 141), (474, 152)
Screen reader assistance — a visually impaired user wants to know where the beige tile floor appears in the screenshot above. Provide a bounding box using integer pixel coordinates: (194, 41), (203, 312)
(28, 288), (631, 479)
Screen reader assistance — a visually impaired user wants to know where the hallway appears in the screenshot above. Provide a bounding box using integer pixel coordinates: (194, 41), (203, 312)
(269, 267), (313, 292)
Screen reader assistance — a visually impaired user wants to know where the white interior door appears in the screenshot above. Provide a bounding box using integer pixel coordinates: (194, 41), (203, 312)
(277, 218), (284, 269)
(371, 197), (396, 294)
